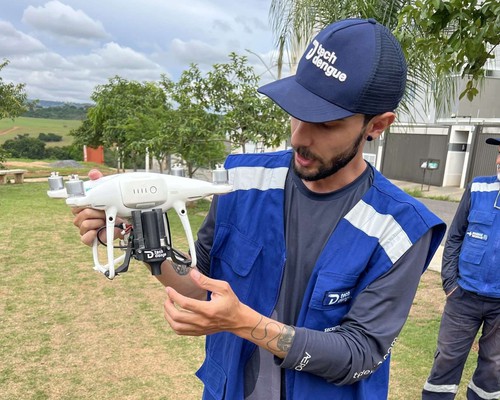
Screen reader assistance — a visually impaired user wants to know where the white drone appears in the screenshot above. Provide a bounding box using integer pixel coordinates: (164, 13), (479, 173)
(47, 168), (232, 279)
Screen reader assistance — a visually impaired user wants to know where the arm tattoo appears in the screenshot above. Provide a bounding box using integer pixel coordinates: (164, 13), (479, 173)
(250, 316), (296, 353)
(277, 325), (295, 352)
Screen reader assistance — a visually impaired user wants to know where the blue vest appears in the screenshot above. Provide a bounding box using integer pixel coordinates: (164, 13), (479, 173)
(458, 176), (500, 298)
(196, 150), (445, 400)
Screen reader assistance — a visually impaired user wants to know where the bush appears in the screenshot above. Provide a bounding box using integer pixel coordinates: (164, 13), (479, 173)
(0, 135), (83, 161)
(45, 144), (83, 161)
(2, 136), (46, 159)
(0, 147), (10, 163)
(38, 132), (63, 142)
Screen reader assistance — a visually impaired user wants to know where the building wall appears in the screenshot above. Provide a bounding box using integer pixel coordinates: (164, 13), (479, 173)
(452, 75), (500, 119)
(466, 124), (500, 183)
(380, 125), (449, 186)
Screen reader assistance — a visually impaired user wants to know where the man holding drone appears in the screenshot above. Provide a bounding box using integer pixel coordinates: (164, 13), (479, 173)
(73, 18), (445, 400)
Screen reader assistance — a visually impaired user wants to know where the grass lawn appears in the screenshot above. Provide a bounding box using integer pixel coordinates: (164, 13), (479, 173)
(0, 180), (206, 400)
(1, 159), (117, 180)
(0, 117), (82, 147)
(0, 175), (477, 399)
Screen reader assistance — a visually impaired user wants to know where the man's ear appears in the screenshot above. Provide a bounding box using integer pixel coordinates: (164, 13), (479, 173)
(366, 112), (395, 140)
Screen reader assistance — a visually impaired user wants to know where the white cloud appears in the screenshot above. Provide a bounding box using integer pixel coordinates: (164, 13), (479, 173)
(83, 42), (163, 71)
(0, 21), (46, 56)
(1, 0), (279, 102)
(22, 0), (109, 42)
(170, 38), (228, 66)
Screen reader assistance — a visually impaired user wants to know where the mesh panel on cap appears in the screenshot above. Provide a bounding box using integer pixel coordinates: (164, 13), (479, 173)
(356, 27), (407, 114)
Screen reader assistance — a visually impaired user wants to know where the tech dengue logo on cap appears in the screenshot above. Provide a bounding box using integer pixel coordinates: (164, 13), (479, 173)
(304, 40), (348, 83)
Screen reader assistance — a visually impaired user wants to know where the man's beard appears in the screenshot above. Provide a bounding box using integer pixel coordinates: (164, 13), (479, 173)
(293, 128), (365, 182)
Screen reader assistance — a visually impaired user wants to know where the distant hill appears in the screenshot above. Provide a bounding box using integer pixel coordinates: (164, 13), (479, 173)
(23, 100), (92, 120)
(32, 100), (93, 108)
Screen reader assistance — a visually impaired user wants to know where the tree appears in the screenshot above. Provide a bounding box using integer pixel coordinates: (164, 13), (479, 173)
(0, 60), (28, 120)
(207, 53), (290, 153)
(397, 0), (500, 104)
(0, 148), (10, 165)
(73, 77), (170, 171)
(1, 134), (46, 159)
(74, 56), (290, 174)
(269, 0), (499, 117)
(159, 68), (227, 177)
(0, 60), (28, 166)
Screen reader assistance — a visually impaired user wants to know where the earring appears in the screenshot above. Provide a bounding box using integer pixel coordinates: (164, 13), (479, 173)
(366, 136), (373, 142)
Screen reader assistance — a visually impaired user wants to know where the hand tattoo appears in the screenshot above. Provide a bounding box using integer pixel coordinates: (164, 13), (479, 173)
(172, 263), (190, 275)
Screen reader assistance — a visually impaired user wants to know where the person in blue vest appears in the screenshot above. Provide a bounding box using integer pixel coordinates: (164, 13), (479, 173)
(422, 138), (500, 400)
(74, 19), (446, 400)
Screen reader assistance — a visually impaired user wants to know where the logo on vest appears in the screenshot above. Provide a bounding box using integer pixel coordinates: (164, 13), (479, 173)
(466, 231), (488, 241)
(305, 40), (347, 82)
(323, 289), (352, 306)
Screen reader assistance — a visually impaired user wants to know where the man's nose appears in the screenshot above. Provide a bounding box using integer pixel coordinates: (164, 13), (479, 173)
(291, 119), (314, 148)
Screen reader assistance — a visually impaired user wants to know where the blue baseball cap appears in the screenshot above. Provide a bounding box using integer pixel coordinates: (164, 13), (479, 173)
(258, 18), (407, 123)
(486, 138), (500, 145)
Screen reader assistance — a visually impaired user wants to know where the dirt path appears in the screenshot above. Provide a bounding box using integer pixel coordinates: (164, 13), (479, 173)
(0, 126), (20, 136)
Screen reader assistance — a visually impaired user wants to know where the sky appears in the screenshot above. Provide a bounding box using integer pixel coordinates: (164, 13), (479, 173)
(0, 0), (282, 104)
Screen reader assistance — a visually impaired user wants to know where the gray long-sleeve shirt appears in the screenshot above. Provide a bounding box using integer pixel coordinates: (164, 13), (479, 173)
(441, 184), (471, 294)
(195, 164), (434, 399)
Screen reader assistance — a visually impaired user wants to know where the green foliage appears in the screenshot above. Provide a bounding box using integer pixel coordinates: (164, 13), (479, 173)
(2, 134), (46, 159)
(72, 55), (289, 175)
(72, 77), (171, 171)
(38, 132), (63, 142)
(207, 53), (290, 153)
(269, 0), (499, 118)
(157, 68), (226, 176)
(397, 0), (500, 103)
(0, 147), (10, 165)
(45, 144), (84, 161)
(0, 60), (28, 120)
(0, 134), (82, 160)
(23, 103), (89, 120)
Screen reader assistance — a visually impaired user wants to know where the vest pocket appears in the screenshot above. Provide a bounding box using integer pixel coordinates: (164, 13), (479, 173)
(468, 210), (495, 225)
(196, 354), (227, 399)
(309, 272), (358, 310)
(305, 272), (359, 328)
(465, 210), (494, 246)
(459, 247), (485, 266)
(211, 224), (263, 301)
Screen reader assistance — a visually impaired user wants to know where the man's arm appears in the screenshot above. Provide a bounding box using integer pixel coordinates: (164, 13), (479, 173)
(164, 230), (435, 384)
(153, 195), (219, 298)
(441, 185), (471, 294)
(278, 229), (434, 384)
(163, 268), (296, 359)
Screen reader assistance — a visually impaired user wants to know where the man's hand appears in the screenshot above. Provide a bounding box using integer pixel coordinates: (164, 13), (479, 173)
(164, 269), (246, 336)
(164, 269), (295, 359)
(71, 169), (124, 246)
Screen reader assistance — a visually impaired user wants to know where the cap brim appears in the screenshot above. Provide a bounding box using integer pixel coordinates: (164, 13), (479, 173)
(258, 76), (355, 123)
(486, 138), (500, 145)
